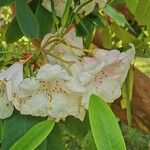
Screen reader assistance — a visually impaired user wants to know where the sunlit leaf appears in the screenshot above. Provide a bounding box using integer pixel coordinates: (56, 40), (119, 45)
(135, 0), (150, 26)
(125, 0), (138, 14)
(10, 119), (55, 150)
(89, 94), (126, 150)
(104, 5), (131, 29)
(121, 66), (134, 126)
(61, 0), (72, 26)
(101, 23), (113, 49)
(111, 23), (135, 45)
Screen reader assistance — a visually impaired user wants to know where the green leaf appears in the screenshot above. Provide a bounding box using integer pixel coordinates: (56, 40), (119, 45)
(121, 66), (133, 126)
(0, 0), (14, 7)
(38, 124), (65, 150)
(50, 0), (59, 25)
(111, 23), (135, 45)
(111, 23), (150, 57)
(104, 5), (131, 29)
(84, 26), (95, 49)
(135, 0), (150, 26)
(15, 0), (39, 38)
(10, 119), (55, 150)
(1, 111), (46, 150)
(61, 116), (90, 141)
(61, 0), (72, 26)
(125, 0), (138, 14)
(0, 119), (2, 143)
(29, 0), (39, 13)
(82, 130), (97, 150)
(5, 17), (23, 43)
(89, 94), (126, 150)
(36, 3), (53, 40)
(101, 23), (113, 49)
(76, 15), (95, 37)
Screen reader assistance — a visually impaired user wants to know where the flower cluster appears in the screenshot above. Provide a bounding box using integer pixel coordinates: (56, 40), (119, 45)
(0, 29), (135, 122)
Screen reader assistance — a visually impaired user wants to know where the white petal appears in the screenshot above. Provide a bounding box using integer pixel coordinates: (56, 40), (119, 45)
(19, 78), (40, 91)
(75, 105), (86, 121)
(65, 28), (83, 49)
(48, 93), (84, 121)
(0, 95), (14, 119)
(37, 64), (70, 81)
(0, 62), (23, 82)
(82, 57), (98, 70)
(21, 93), (49, 117)
(96, 78), (122, 102)
(70, 62), (93, 85)
(0, 62), (23, 106)
(47, 55), (60, 64)
(65, 76), (86, 93)
(41, 33), (54, 50)
(12, 78), (40, 110)
(102, 46), (135, 84)
(0, 82), (14, 119)
(81, 91), (93, 109)
(42, 0), (52, 12)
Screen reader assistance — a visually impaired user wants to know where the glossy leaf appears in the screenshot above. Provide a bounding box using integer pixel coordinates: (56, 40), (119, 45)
(82, 130), (97, 150)
(101, 23), (113, 49)
(125, 0), (138, 14)
(10, 120), (55, 150)
(61, 0), (72, 26)
(15, 0), (39, 38)
(0, 119), (2, 143)
(121, 66), (134, 126)
(135, 0), (150, 26)
(84, 27), (95, 49)
(36, 3), (53, 40)
(111, 23), (135, 45)
(89, 94), (126, 150)
(1, 111), (45, 150)
(38, 124), (65, 150)
(104, 5), (131, 28)
(5, 17), (23, 43)
(0, 0), (14, 7)
(61, 116), (90, 141)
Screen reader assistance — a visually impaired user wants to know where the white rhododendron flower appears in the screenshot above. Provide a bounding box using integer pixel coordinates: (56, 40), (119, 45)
(42, 0), (67, 18)
(0, 62), (23, 119)
(80, 0), (107, 15)
(42, 28), (84, 63)
(70, 45), (135, 108)
(13, 64), (85, 122)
